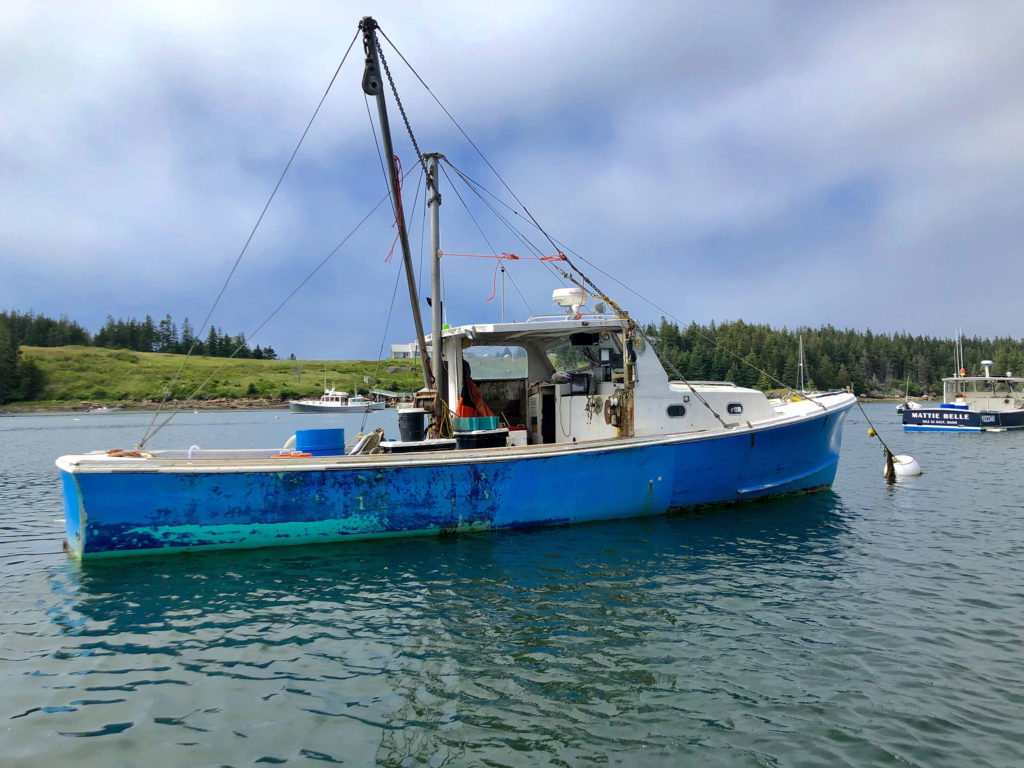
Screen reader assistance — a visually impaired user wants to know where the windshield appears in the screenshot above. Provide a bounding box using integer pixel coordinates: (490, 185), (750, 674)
(462, 346), (527, 380)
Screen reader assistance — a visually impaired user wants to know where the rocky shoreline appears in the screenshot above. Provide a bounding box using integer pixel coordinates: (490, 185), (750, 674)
(1, 398), (292, 414)
(2, 393), (920, 415)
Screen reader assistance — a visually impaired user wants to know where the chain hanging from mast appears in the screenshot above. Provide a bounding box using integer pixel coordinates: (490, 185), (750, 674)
(360, 16), (433, 389)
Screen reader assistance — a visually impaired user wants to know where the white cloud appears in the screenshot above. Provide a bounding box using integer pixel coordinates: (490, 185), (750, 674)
(3, 0), (1024, 358)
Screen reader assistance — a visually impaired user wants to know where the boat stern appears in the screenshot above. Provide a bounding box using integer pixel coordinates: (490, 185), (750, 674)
(57, 457), (86, 559)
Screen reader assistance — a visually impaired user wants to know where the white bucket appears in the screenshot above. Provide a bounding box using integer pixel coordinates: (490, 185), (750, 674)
(507, 428), (528, 447)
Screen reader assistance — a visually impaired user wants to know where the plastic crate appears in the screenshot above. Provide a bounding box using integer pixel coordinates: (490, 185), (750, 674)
(452, 416), (499, 432)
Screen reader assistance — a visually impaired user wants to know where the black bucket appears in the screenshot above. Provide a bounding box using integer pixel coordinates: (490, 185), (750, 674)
(397, 408), (427, 443)
(454, 429), (508, 450)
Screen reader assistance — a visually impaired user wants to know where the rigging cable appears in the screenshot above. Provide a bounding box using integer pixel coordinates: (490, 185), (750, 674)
(379, 24), (817, 407)
(360, 210), (414, 438)
(378, 30), (565, 260)
(551, 238), (826, 408)
(435, 160), (728, 423)
(358, 161), (427, 437)
(375, 39), (429, 184)
(138, 178), (403, 448)
(440, 159), (567, 287)
(138, 29), (361, 447)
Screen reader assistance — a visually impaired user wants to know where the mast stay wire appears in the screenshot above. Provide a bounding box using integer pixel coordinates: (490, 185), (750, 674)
(376, 24), (816, 406)
(378, 28), (626, 332)
(139, 29), (360, 447)
(440, 162), (549, 259)
(440, 159), (571, 289)
(360, 179), (422, 437)
(378, 28), (610, 319)
(362, 92), (429, 435)
(378, 30), (565, 262)
(436, 160), (593, 327)
(139, 160), (417, 449)
(143, 42), (426, 449)
(553, 237), (825, 408)
(437, 164), (505, 265)
(435, 162), (802, 420)
(139, 187), (395, 447)
(437, 164), (542, 315)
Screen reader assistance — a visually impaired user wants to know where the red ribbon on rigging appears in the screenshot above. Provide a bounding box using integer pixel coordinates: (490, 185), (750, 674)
(439, 251), (567, 301)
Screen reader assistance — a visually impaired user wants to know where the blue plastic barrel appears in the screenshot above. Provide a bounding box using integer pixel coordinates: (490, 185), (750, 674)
(295, 428), (345, 456)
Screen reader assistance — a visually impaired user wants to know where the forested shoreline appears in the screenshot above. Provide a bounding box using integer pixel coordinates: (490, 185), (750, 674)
(0, 310), (283, 404)
(645, 318), (1024, 396)
(4, 309), (1024, 405)
(1, 310), (279, 359)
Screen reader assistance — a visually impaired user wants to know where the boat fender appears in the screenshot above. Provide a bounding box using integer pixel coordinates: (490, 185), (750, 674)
(282, 434), (297, 451)
(886, 454), (922, 477)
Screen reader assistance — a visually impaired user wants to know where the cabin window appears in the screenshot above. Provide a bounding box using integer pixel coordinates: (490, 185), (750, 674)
(549, 337), (623, 372)
(727, 403), (743, 415)
(667, 404), (686, 417)
(462, 346), (528, 380)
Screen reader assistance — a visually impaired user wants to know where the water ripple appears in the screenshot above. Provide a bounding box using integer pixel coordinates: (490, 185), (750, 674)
(2, 408), (1023, 765)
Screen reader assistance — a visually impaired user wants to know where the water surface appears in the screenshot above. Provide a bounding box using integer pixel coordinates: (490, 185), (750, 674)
(1, 405), (1021, 765)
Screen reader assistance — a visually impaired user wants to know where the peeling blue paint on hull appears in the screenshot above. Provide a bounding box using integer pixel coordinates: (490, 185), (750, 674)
(60, 410), (848, 559)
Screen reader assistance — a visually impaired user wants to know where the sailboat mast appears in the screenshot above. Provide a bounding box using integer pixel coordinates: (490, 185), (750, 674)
(360, 17), (432, 389)
(798, 335), (805, 393)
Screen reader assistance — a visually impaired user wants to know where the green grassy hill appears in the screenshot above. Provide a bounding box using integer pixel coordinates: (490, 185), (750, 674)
(18, 346), (424, 405)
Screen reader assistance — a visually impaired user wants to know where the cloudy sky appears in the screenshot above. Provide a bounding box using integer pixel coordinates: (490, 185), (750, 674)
(3, 1), (1024, 359)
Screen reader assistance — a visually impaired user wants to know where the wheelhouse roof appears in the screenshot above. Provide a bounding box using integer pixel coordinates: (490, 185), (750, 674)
(426, 315), (628, 348)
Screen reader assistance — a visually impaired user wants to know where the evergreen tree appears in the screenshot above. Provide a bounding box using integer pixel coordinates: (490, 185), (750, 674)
(156, 314), (179, 353)
(0, 316), (19, 403)
(180, 317), (197, 353)
(17, 357), (46, 400)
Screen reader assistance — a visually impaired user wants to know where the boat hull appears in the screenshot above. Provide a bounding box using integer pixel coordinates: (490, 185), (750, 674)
(288, 402), (384, 413)
(902, 406), (1024, 432)
(58, 404), (851, 559)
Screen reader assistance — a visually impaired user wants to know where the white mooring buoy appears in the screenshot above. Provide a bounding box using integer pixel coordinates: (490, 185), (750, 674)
(886, 454), (922, 477)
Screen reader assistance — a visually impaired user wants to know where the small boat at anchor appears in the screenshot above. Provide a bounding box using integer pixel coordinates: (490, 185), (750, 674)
(902, 359), (1024, 432)
(289, 388), (385, 414)
(54, 16), (857, 560)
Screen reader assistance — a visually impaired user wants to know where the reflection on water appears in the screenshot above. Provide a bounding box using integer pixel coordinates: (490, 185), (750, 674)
(1, 407), (1023, 766)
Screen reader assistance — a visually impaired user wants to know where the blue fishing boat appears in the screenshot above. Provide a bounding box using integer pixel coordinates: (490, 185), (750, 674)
(55, 17), (857, 559)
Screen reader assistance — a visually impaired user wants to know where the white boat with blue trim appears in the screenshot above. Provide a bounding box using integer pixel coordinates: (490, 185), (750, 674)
(54, 16), (857, 560)
(289, 388), (385, 414)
